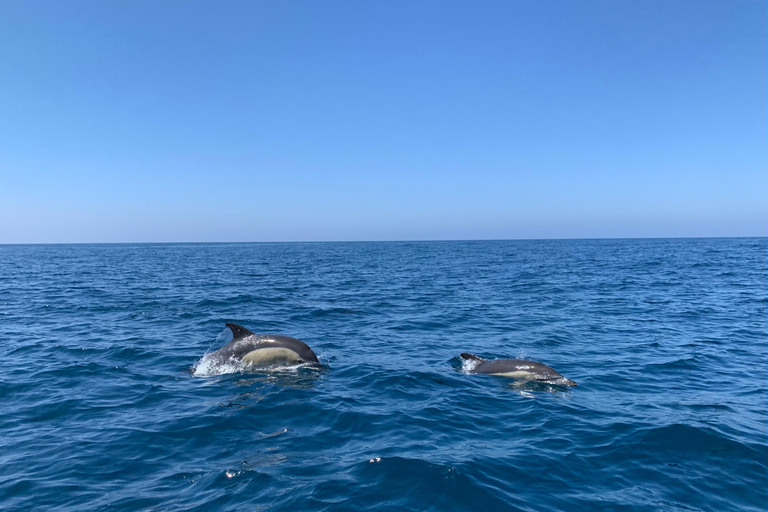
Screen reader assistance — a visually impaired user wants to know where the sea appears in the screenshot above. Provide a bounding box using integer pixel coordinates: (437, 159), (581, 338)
(0, 238), (765, 512)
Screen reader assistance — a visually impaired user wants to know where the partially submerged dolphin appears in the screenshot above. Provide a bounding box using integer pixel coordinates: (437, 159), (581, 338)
(208, 323), (319, 368)
(460, 353), (576, 386)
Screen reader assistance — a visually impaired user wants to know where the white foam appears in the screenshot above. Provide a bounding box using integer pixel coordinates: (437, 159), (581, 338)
(460, 357), (482, 373)
(191, 353), (313, 377)
(192, 353), (241, 377)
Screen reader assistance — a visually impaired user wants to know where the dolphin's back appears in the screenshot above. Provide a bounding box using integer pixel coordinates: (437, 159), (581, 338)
(474, 358), (556, 376)
(460, 352), (576, 386)
(210, 324), (319, 366)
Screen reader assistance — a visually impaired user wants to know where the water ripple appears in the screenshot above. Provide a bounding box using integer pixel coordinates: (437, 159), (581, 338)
(0, 238), (765, 511)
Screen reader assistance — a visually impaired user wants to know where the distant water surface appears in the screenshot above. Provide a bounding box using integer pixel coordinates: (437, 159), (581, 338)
(0, 238), (765, 511)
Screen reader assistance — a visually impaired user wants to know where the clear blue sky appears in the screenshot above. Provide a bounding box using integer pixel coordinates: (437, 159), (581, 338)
(1, 0), (765, 243)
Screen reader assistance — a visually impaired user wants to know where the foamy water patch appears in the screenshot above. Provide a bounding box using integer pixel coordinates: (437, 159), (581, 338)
(192, 353), (243, 377)
(460, 357), (482, 373)
(192, 353), (321, 378)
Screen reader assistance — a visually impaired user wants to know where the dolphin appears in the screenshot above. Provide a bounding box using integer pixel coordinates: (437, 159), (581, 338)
(460, 353), (576, 386)
(207, 323), (320, 368)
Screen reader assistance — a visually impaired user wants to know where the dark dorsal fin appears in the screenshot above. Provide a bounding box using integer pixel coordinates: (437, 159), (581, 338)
(226, 322), (255, 341)
(460, 353), (485, 361)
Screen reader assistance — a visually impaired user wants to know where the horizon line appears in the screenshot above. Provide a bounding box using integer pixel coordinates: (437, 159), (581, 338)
(0, 235), (765, 246)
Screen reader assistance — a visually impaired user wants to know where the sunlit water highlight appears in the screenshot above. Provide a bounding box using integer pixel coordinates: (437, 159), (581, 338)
(0, 239), (765, 511)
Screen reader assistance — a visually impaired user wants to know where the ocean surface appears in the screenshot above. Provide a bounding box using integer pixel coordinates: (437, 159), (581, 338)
(0, 238), (766, 512)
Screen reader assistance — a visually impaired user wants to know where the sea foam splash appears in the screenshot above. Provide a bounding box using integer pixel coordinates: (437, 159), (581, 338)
(460, 357), (482, 373)
(192, 353), (319, 378)
(191, 353), (242, 377)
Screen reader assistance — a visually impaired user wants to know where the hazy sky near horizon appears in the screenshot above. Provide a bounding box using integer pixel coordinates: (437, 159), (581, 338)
(1, 1), (765, 243)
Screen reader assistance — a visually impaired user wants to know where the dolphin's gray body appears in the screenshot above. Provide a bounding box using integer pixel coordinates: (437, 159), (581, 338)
(208, 323), (319, 368)
(460, 353), (576, 386)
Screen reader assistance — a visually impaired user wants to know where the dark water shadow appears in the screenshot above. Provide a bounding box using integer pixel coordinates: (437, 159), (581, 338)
(211, 366), (328, 409)
(231, 364), (327, 390)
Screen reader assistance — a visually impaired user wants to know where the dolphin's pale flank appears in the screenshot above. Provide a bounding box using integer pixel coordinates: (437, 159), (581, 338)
(460, 353), (576, 386)
(208, 323), (319, 368)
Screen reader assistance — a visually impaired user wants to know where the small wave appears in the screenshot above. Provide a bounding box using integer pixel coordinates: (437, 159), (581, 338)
(390, 319), (450, 331)
(290, 307), (361, 320)
(641, 424), (759, 458)
(646, 357), (698, 370)
(351, 456), (518, 511)
(195, 295), (285, 308)
(256, 427), (291, 439)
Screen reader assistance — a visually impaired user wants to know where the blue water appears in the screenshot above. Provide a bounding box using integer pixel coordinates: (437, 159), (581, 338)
(1, 238), (766, 511)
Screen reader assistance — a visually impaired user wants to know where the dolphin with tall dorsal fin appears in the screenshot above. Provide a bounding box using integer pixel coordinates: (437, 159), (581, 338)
(460, 353), (576, 386)
(208, 323), (319, 368)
